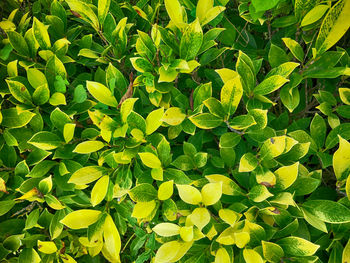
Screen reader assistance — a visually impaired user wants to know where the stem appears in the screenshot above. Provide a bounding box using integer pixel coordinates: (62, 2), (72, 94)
(121, 233), (135, 253)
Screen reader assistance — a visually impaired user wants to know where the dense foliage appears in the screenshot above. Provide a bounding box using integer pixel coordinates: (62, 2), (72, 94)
(0, 0), (350, 262)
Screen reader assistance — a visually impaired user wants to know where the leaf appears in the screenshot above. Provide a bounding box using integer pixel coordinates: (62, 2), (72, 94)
(120, 98), (138, 123)
(138, 152), (162, 168)
(7, 31), (30, 56)
(180, 19), (203, 60)
(37, 240), (57, 254)
(315, 0), (350, 54)
(201, 182), (222, 206)
(65, 0), (99, 29)
(49, 92), (66, 106)
(188, 207), (210, 230)
(301, 5), (329, 27)
(274, 162), (299, 189)
(262, 241), (284, 262)
(154, 240), (181, 263)
(164, 0), (184, 28)
(33, 84), (50, 105)
(343, 239), (350, 263)
(73, 141), (105, 154)
(282, 38), (304, 62)
(215, 248), (230, 263)
(152, 223), (180, 237)
(196, 0), (213, 24)
(86, 81), (118, 107)
(205, 174), (243, 196)
(60, 210), (101, 229)
(248, 184), (273, 202)
(131, 201), (156, 219)
(146, 108), (164, 135)
(189, 113), (223, 129)
(201, 6), (226, 26)
(45, 194), (65, 210)
(228, 115), (256, 130)
(254, 75), (289, 95)
(277, 236), (320, 256)
(252, 0), (280, 12)
(176, 184), (202, 205)
(243, 249), (264, 263)
(0, 200), (15, 216)
(63, 123), (75, 143)
(333, 136), (350, 180)
(98, 0), (111, 25)
(33, 17), (51, 50)
(129, 183), (157, 202)
(91, 175), (109, 206)
(162, 107), (186, 126)
(239, 153), (258, 172)
(339, 88), (350, 105)
(28, 131), (62, 150)
(302, 200), (350, 223)
(6, 80), (32, 104)
(68, 166), (108, 185)
(103, 214), (121, 262)
(219, 209), (239, 226)
(158, 180), (174, 200)
(220, 76), (243, 116)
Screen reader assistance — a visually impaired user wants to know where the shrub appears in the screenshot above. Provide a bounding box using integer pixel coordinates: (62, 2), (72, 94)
(0, 0), (350, 262)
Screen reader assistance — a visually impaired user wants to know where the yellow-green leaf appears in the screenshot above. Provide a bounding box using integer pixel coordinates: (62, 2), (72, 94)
(162, 107), (186, 126)
(219, 209), (239, 226)
(315, 0), (350, 54)
(220, 76), (243, 116)
(146, 108), (164, 135)
(333, 136), (350, 180)
(243, 249), (264, 263)
(343, 239), (350, 263)
(164, 0), (184, 28)
(339, 87), (350, 105)
(68, 166), (107, 185)
(201, 182), (222, 206)
(103, 214), (121, 262)
(60, 210), (101, 229)
(154, 240), (181, 263)
(73, 141), (105, 154)
(152, 223), (180, 237)
(86, 81), (118, 107)
(188, 207), (210, 230)
(277, 236), (320, 256)
(37, 240), (57, 254)
(138, 152), (162, 168)
(33, 17), (51, 50)
(239, 153), (258, 172)
(215, 247), (231, 263)
(63, 123), (75, 143)
(176, 184), (202, 205)
(301, 5), (329, 27)
(275, 162), (299, 190)
(158, 180), (174, 200)
(91, 176), (109, 207)
(180, 226), (193, 242)
(131, 201), (156, 219)
(234, 232), (250, 248)
(205, 174), (242, 196)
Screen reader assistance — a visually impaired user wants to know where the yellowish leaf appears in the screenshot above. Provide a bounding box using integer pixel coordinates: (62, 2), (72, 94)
(91, 175), (109, 207)
(131, 201), (156, 219)
(275, 162), (299, 189)
(158, 180), (174, 200)
(152, 223), (180, 237)
(154, 240), (181, 263)
(162, 107), (186, 126)
(177, 184), (202, 205)
(188, 207), (210, 231)
(243, 249), (264, 263)
(37, 240), (57, 254)
(219, 209), (239, 226)
(180, 226), (193, 242)
(60, 210), (101, 229)
(215, 247), (231, 263)
(201, 182), (222, 206)
(333, 136), (350, 180)
(103, 214), (121, 263)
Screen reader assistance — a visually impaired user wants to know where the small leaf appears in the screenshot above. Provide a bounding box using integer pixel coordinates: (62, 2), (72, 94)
(220, 76), (243, 116)
(243, 249), (264, 263)
(254, 75), (289, 95)
(302, 200), (350, 223)
(73, 141), (105, 154)
(239, 153), (258, 172)
(301, 5), (329, 27)
(162, 107), (186, 126)
(68, 166), (108, 185)
(60, 210), (101, 229)
(274, 162), (299, 190)
(333, 136), (350, 180)
(146, 108), (164, 135)
(201, 182), (222, 206)
(63, 123), (75, 143)
(277, 236), (319, 256)
(164, 0), (184, 28)
(176, 184), (202, 205)
(103, 214), (121, 262)
(154, 240), (181, 263)
(28, 131), (62, 150)
(189, 113), (223, 129)
(129, 183), (157, 202)
(138, 152), (162, 168)
(37, 240), (57, 254)
(188, 207), (210, 230)
(158, 180), (174, 200)
(91, 175), (109, 206)
(180, 18), (203, 60)
(152, 223), (180, 237)
(282, 37), (304, 62)
(33, 17), (51, 49)
(86, 81), (118, 107)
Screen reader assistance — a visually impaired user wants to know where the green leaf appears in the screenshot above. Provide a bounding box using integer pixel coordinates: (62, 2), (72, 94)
(162, 107), (186, 126)
(277, 236), (320, 256)
(332, 136), (350, 180)
(7, 31), (30, 56)
(6, 79), (32, 104)
(98, 0), (111, 25)
(158, 180), (174, 200)
(282, 38), (304, 62)
(189, 113), (223, 129)
(146, 108), (164, 135)
(50, 107), (71, 132)
(164, 0), (184, 28)
(220, 76), (243, 116)
(28, 131), (63, 150)
(73, 141), (105, 154)
(254, 75), (289, 95)
(315, 0), (350, 54)
(301, 5), (329, 27)
(248, 184), (273, 202)
(138, 152), (162, 168)
(239, 152), (258, 172)
(49, 92), (66, 106)
(86, 81), (118, 107)
(203, 97), (226, 118)
(228, 115), (256, 130)
(252, 0), (280, 12)
(91, 175), (109, 206)
(0, 200), (16, 216)
(65, 0), (99, 29)
(275, 162), (299, 190)
(268, 44), (289, 68)
(180, 18), (203, 60)
(33, 17), (51, 50)
(339, 88), (350, 105)
(310, 113), (326, 149)
(60, 210), (101, 229)
(33, 84), (50, 105)
(262, 241), (284, 262)
(302, 200), (350, 223)
(129, 183), (157, 202)
(68, 166), (108, 185)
